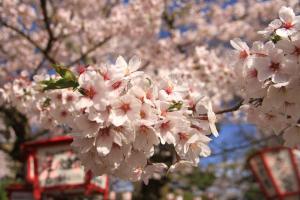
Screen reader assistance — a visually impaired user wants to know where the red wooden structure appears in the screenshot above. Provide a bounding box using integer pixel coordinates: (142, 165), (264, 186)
(248, 146), (300, 200)
(6, 136), (109, 200)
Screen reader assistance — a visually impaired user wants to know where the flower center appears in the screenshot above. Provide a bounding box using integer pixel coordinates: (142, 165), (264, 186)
(161, 110), (167, 117)
(112, 81), (122, 90)
(165, 86), (173, 95)
(179, 132), (189, 141)
(66, 94), (74, 102)
(248, 69), (258, 78)
(101, 72), (110, 81)
(56, 93), (62, 100)
(139, 125), (149, 134)
(160, 121), (170, 130)
(294, 47), (300, 55)
(84, 86), (97, 99)
(120, 103), (131, 113)
(77, 65), (86, 74)
(239, 50), (248, 59)
(283, 22), (294, 29)
(269, 62), (280, 72)
(100, 127), (110, 136)
(146, 91), (153, 99)
(61, 110), (68, 117)
(140, 110), (146, 119)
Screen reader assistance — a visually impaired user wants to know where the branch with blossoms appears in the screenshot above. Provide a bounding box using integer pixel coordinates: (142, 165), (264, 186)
(1, 56), (220, 183)
(230, 6), (300, 147)
(66, 36), (113, 67)
(0, 18), (56, 63)
(1, 4), (300, 184)
(0, 19), (56, 64)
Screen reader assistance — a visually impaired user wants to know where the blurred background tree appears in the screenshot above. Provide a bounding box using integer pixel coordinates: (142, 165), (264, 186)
(0, 0), (299, 199)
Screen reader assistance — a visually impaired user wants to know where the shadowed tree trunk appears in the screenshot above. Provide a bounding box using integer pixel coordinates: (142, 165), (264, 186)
(0, 106), (30, 179)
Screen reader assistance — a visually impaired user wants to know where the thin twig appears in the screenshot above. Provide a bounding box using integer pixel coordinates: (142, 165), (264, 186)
(198, 99), (244, 117)
(215, 99), (244, 115)
(0, 20), (56, 63)
(0, 20), (42, 52)
(67, 36), (112, 66)
(32, 58), (46, 78)
(40, 0), (55, 52)
(210, 134), (277, 157)
(140, 61), (151, 71)
(103, 0), (120, 18)
(32, 0), (56, 75)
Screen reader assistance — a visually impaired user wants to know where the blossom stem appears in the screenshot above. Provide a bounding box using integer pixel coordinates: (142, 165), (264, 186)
(198, 99), (244, 117)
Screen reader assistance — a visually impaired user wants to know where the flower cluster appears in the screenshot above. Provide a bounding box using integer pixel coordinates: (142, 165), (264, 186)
(2, 0), (300, 183)
(230, 6), (300, 147)
(3, 56), (217, 183)
(179, 46), (237, 107)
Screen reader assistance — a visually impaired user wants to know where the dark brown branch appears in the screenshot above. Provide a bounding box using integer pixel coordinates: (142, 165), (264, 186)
(209, 125), (289, 158)
(40, 0), (55, 51)
(0, 20), (56, 64)
(103, 0), (120, 18)
(0, 20), (42, 51)
(0, 106), (30, 160)
(198, 99), (244, 117)
(215, 99), (244, 115)
(32, 0), (56, 75)
(67, 36), (112, 66)
(140, 61), (151, 71)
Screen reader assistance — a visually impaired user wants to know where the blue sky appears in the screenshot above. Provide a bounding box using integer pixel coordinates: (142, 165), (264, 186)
(201, 123), (258, 167)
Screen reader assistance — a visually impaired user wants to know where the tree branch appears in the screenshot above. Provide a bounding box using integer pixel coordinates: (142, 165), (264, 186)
(67, 36), (112, 66)
(210, 134), (277, 157)
(0, 20), (42, 51)
(140, 60), (151, 71)
(40, 0), (55, 52)
(0, 20), (56, 64)
(102, 0), (120, 18)
(31, 0), (56, 76)
(0, 106), (30, 160)
(198, 99), (244, 117)
(215, 99), (244, 115)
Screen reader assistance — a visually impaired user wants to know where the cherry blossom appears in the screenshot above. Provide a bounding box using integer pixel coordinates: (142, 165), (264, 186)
(1, 1), (300, 183)
(1, 56), (218, 182)
(277, 6), (300, 37)
(230, 6), (300, 148)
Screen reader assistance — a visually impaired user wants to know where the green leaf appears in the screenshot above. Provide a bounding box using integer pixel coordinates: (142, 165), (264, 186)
(270, 33), (281, 43)
(41, 78), (79, 91)
(52, 64), (77, 81)
(167, 101), (183, 112)
(40, 65), (79, 91)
